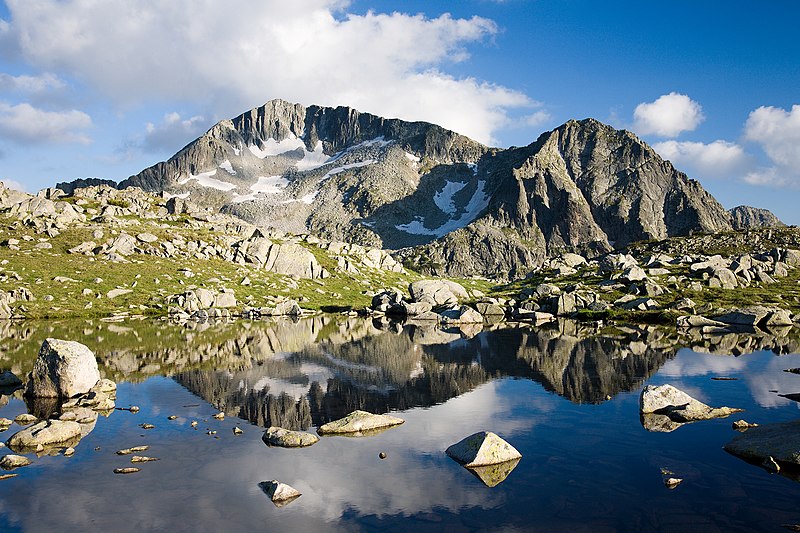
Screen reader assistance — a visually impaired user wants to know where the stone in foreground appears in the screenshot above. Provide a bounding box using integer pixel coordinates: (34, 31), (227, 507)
(260, 480), (301, 506)
(445, 431), (522, 467)
(262, 427), (319, 448)
(724, 419), (800, 466)
(317, 410), (404, 436)
(0, 454), (31, 470)
(25, 338), (100, 398)
(640, 384), (742, 424)
(7, 419), (82, 450)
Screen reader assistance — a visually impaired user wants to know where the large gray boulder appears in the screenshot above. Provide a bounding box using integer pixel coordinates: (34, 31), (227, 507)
(724, 419), (800, 466)
(25, 339), (101, 398)
(409, 280), (469, 307)
(7, 419), (82, 450)
(715, 306), (771, 327)
(640, 384), (742, 424)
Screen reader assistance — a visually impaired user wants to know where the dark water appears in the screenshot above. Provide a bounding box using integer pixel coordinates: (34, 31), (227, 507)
(0, 317), (799, 532)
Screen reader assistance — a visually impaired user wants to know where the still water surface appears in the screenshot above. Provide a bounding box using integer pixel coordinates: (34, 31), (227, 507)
(0, 317), (799, 532)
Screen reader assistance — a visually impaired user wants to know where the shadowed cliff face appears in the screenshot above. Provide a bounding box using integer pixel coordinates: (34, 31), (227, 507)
(110, 99), (764, 279)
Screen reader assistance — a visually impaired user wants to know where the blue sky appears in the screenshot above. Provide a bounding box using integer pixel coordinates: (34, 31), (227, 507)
(0, 0), (798, 223)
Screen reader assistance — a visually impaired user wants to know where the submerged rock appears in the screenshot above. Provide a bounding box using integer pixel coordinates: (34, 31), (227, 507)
(7, 419), (82, 450)
(14, 413), (37, 425)
(317, 410), (404, 436)
(724, 419), (800, 466)
(25, 339), (100, 398)
(259, 480), (301, 506)
(640, 384), (742, 426)
(445, 431), (522, 467)
(263, 427), (319, 447)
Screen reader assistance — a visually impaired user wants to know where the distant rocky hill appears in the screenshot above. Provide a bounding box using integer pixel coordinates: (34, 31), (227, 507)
(112, 99), (781, 278)
(729, 205), (785, 231)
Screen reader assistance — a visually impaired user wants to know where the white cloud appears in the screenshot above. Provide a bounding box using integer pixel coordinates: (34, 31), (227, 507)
(2, 0), (538, 145)
(632, 92), (705, 137)
(142, 112), (209, 153)
(0, 102), (92, 144)
(0, 72), (65, 94)
(743, 104), (800, 187)
(652, 139), (748, 179)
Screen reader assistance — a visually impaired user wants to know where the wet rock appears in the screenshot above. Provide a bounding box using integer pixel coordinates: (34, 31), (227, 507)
(233, 427), (243, 435)
(733, 420), (759, 430)
(117, 446), (150, 455)
(212, 412), (225, 420)
(445, 431), (522, 467)
(724, 419), (800, 466)
(113, 467), (140, 474)
(0, 454), (31, 470)
(263, 427), (319, 447)
(664, 477), (683, 488)
(317, 410), (404, 436)
(640, 384), (743, 424)
(92, 379), (117, 394)
(0, 474), (17, 480)
(25, 338), (101, 398)
(259, 480), (301, 506)
(63, 447), (75, 457)
(7, 419), (82, 450)
(130, 456), (159, 463)
(763, 456), (780, 473)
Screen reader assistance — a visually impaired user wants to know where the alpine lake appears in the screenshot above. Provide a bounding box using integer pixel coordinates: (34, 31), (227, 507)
(1, 315), (799, 532)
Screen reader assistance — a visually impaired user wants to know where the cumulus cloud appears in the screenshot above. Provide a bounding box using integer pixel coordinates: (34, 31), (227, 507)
(141, 112), (209, 153)
(743, 104), (800, 187)
(633, 92), (705, 137)
(2, 0), (540, 145)
(652, 139), (748, 179)
(0, 102), (92, 144)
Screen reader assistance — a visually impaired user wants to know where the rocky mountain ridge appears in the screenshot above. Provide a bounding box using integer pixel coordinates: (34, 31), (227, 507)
(76, 99), (782, 278)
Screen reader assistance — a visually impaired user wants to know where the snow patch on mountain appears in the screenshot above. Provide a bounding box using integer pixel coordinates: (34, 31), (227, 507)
(396, 180), (490, 237)
(433, 180), (467, 215)
(219, 160), (237, 175)
(248, 136), (306, 159)
(296, 140), (330, 171)
(231, 175), (289, 203)
(177, 169), (237, 192)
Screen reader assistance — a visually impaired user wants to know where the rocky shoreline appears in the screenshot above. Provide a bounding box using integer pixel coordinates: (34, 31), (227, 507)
(0, 182), (797, 337)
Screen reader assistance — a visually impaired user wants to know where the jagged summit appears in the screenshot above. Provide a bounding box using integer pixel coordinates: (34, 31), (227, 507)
(108, 99), (780, 278)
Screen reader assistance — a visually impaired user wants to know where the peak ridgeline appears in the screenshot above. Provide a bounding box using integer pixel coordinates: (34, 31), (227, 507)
(109, 99), (775, 279)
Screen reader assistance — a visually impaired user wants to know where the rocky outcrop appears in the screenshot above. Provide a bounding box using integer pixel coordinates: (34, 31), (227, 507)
(724, 419), (800, 466)
(445, 431), (522, 467)
(640, 384), (742, 431)
(729, 205), (784, 230)
(25, 339), (101, 398)
(7, 419), (82, 450)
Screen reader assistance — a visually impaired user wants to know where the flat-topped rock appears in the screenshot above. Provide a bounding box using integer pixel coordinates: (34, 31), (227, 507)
(0, 454), (31, 470)
(317, 410), (404, 435)
(262, 427), (319, 448)
(724, 419), (800, 466)
(7, 419), (83, 450)
(445, 431), (522, 467)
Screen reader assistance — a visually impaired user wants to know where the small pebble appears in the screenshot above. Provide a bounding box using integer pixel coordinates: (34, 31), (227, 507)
(117, 446), (149, 455)
(63, 447), (75, 457)
(190, 421), (198, 427)
(140, 423), (155, 430)
(167, 415), (178, 420)
(130, 456), (159, 463)
(233, 427), (243, 435)
(207, 430), (217, 435)
(379, 452), (387, 459)
(114, 467), (140, 474)
(0, 474), (17, 480)
(212, 412), (225, 420)
(129, 406), (140, 413)
(664, 477), (683, 488)
(94, 447), (102, 452)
